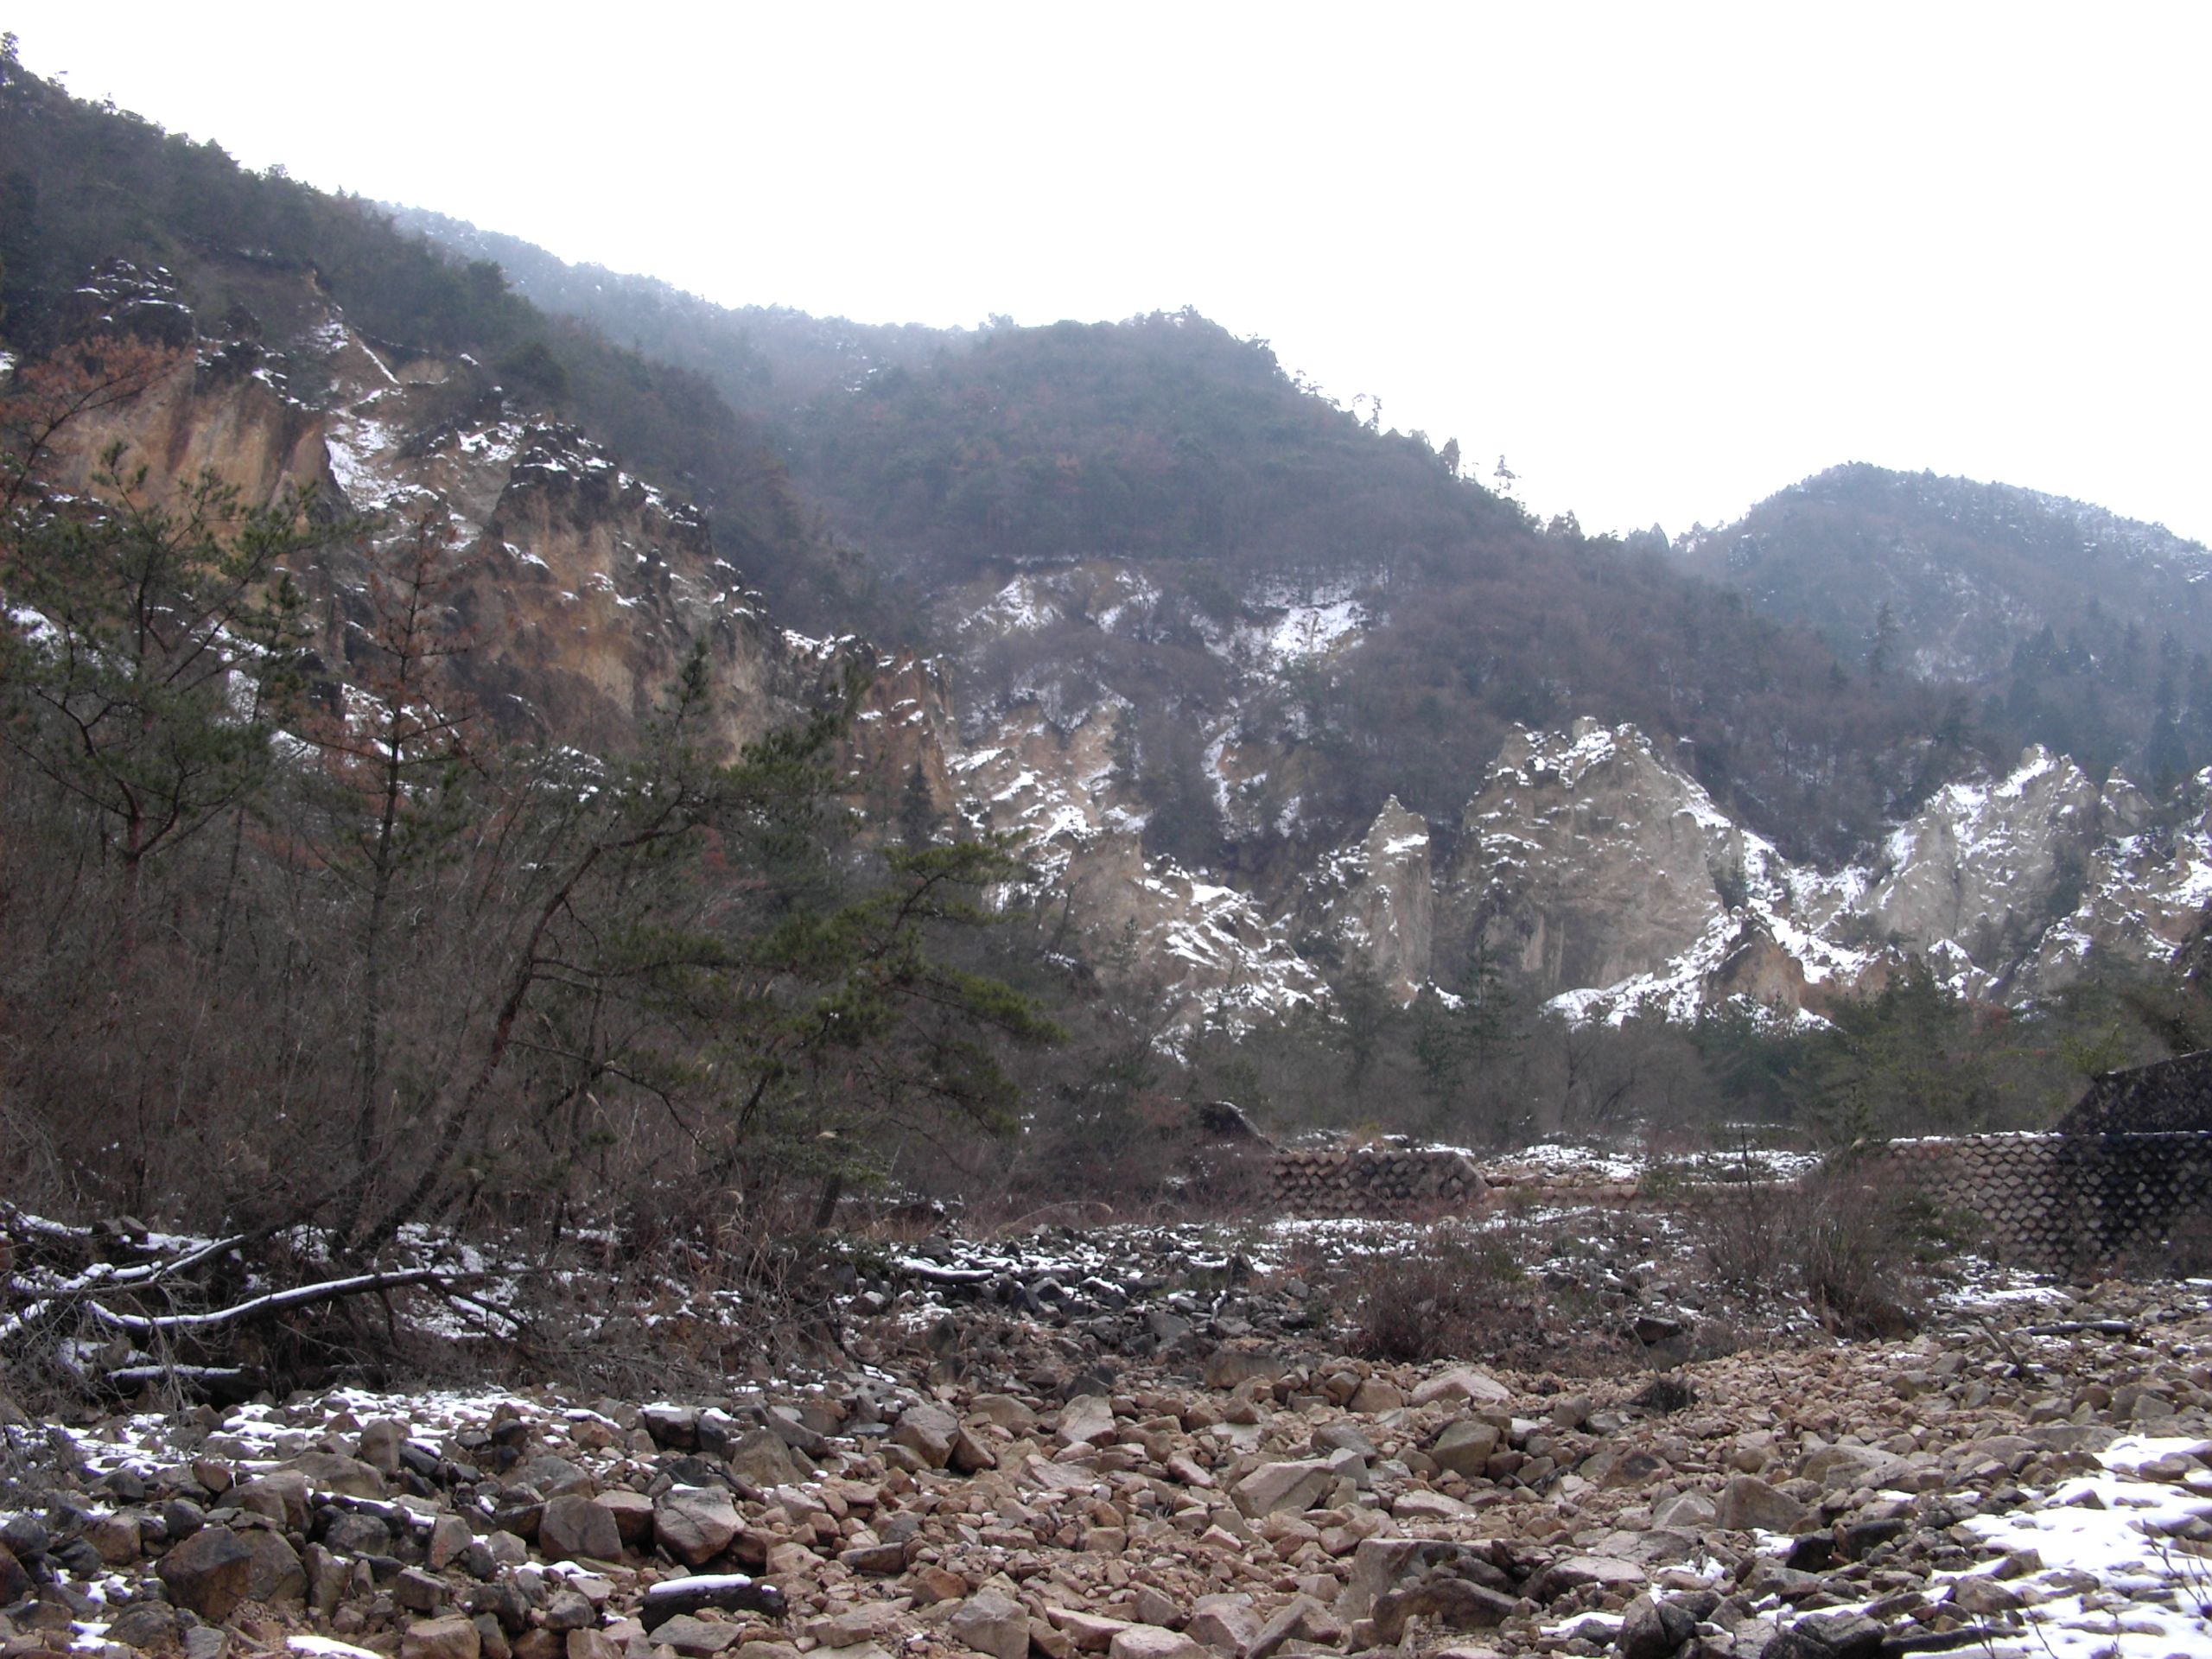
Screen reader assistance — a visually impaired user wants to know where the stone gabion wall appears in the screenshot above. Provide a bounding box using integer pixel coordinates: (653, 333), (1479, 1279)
(1271, 1147), (1485, 1217)
(1875, 1132), (2212, 1271)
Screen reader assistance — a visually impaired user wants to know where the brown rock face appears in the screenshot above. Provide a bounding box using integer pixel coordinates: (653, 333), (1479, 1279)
(29, 282), (935, 786)
(402, 1614), (484, 1659)
(157, 1523), (256, 1620)
(1449, 720), (1745, 996)
(538, 1494), (623, 1562)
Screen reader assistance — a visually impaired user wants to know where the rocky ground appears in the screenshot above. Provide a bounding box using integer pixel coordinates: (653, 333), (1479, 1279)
(4, 1193), (2212, 1659)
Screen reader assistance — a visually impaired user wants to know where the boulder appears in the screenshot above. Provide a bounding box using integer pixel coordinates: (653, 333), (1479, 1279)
(80, 1513), (141, 1565)
(727, 1428), (803, 1490)
(516, 1455), (594, 1498)
(242, 1528), (306, 1603)
(598, 1488), (656, 1545)
(640, 1405), (701, 1450)
(893, 1404), (959, 1469)
(539, 1495), (622, 1563)
(1797, 1445), (1910, 1493)
(283, 1452), (389, 1498)
(235, 1471), (312, 1530)
(949, 1426), (999, 1473)
(1530, 1556), (1646, 1603)
(839, 1542), (909, 1574)
(1184, 1596), (1260, 1654)
(403, 1615), (484, 1659)
(1056, 1395), (1118, 1448)
(950, 1589), (1031, 1659)
(650, 1618), (746, 1657)
(969, 1395), (1039, 1432)
(1051, 1610), (1132, 1653)
(1230, 1459), (1335, 1518)
(1107, 1629), (1205, 1659)
(655, 1487), (741, 1567)
(640, 1573), (787, 1629)
(1409, 1367), (1510, 1408)
(1947, 1574), (2024, 1618)
(1430, 1420), (1501, 1478)
(357, 1418), (409, 1476)
(543, 1590), (595, 1631)
(1616, 1594), (1696, 1659)
(1245, 1595), (1341, 1659)
(1371, 1581), (1515, 1645)
(107, 1603), (181, 1649)
(1717, 1474), (1814, 1534)
(157, 1524), (255, 1621)
(1650, 1491), (1718, 1531)
(1790, 1614), (1885, 1659)
(397, 1567), (450, 1613)
(1200, 1348), (1287, 1391)
(1348, 1379), (1404, 1414)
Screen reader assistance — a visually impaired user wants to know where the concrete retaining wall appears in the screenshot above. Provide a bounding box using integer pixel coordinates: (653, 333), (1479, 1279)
(1271, 1147), (1484, 1217)
(1876, 1132), (2212, 1271)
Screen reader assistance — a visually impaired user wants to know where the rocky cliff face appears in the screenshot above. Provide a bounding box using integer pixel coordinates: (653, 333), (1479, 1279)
(32, 262), (939, 791)
(1431, 724), (2212, 1022)
(34, 268), (2211, 1035)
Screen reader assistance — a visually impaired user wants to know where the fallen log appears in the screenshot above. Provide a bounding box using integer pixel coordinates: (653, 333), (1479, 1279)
(81, 1268), (448, 1335)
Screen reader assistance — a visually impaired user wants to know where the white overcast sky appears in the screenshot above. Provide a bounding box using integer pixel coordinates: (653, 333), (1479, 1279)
(16, 4), (2212, 543)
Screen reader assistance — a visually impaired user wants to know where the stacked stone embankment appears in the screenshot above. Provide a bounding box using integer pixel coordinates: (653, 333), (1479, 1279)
(1874, 1131), (2212, 1271)
(1270, 1149), (1484, 1217)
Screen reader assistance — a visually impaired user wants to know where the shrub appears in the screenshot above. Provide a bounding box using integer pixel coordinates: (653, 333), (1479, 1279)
(1344, 1228), (1530, 1364)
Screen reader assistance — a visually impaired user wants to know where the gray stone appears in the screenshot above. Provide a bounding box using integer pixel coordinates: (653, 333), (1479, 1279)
(242, 1528), (305, 1603)
(840, 1542), (908, 1574)
(1182, 1594), (1257, 1654)
(540, 1495), (622, 1563)
(516, 1455), (594, 1498)
(157, 1524), (255, 1622)
(651, 1617), (744, 1657)
(1107, 1628), (1205, 1659)
(1430, 1420), (1501, 1478)
(325, 1511), (394, 1555)
(358, 1419), (409, 1478)
(1797, 1445), (1910, 1493)
(1717, 1474), (1814, 1534)
(1056, 1395), (1118, 1448)
(950, 1589), (1031, 1659)
(655, 1487), (740, 1567)
(402, 1615), (483, 1659)
(726, 1428), (802, 1490)
(1230, 1459), (1335, 1517)
(283, 1452), (390, 1498)
(969, 1395), (1038, 1432)
(1200, 1348), (1287, 1391)
(893, 1404), (960, 1468)
(429, 1515), (475, 1570)
(1651, 1491), (1718, 1531)
(107, 1602), (181, 1648)
(1371, 1581), (1516, 1646)
(1616, 1594), (1696, 1659)
(543, 1590), (596, 1632)
(1947, 1574), (2023, 1617)
(1409, 1367), (1511, 1408)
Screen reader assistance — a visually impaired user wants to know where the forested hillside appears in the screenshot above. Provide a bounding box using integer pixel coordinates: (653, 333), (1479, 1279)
(400, 212), (1980, 867)
(0, 45), (823, 598)
(1682, 463), (2212, 789)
